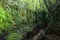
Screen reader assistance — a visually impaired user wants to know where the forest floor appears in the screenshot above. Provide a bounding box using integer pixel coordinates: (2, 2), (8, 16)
(44, 34), (60, 40)
(24, 28), (60, 40)
(24, 33), (60, 40)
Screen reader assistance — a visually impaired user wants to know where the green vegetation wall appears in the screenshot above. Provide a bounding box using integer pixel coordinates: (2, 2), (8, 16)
(0, 0), (60, 40)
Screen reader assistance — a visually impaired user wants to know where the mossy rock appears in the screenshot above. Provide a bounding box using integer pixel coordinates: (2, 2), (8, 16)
(7, 33), (23, 40)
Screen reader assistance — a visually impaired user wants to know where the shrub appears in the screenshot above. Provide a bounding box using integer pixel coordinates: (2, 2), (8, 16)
(7, 33), (23, 40)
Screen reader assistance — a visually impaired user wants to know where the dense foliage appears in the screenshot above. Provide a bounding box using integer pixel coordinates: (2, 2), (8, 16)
(0, 0), (60, 40)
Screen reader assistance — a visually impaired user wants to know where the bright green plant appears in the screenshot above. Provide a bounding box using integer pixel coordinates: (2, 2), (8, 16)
(7, 33), (23, 40)
(0, 3), (15, 33)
